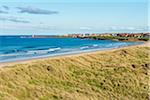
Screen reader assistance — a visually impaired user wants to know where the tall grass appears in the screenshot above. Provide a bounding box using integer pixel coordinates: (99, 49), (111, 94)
(0, 46), (149, 100)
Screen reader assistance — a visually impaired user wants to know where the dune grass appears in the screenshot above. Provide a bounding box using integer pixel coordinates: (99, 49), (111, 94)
(0, 46), (149, 100)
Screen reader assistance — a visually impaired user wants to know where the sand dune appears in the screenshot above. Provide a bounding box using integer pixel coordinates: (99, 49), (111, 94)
(0, 43), (149, 100)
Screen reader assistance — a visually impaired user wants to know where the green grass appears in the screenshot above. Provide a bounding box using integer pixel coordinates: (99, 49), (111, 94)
(138, 37), (150, 41)
(0, 46), (149, 100)
(90, 36), (128, 41)
(89, 36), (149, 41)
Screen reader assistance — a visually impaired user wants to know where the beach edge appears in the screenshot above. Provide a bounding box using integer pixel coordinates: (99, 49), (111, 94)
(0, 42), (149, 68)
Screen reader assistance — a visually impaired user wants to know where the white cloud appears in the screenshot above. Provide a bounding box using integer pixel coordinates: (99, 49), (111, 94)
(0, 23), (56, 31)
(16, 6), (59, 15)
(0, 16), (30, 23)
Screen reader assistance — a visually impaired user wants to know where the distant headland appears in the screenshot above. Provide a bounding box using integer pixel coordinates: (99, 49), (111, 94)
(19, 32), (150, 42)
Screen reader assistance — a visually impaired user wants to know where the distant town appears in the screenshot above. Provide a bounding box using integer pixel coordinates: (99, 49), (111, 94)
(64, 32), (150, 41)
(19, 32), (150, 42)
(64, 32), (149, 38)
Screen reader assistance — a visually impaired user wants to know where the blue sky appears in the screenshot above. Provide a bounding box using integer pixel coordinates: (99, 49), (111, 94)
(0, 0), (149, 35)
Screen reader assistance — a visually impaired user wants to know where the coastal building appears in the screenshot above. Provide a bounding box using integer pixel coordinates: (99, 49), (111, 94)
(129, 33), (143, 38)
(99, 33), (112, 37)
(68, 34), (85, 38)
(116, 33), (145, 38)
(32, 35), (35, 38)
(91, 33), (99, 36)
(143, 33), (150, 38)
(66, 32), (150, 39)
(83, 34), (90, 37)
(112, 33), (118, 36)
(117, 33), (128, 37)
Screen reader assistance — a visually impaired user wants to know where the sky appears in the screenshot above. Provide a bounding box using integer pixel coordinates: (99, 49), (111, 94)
(0, 0), (149, 35)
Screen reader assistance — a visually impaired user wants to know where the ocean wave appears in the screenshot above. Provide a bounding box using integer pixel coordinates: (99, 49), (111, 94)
(27, 47), (61, 54)
(0, 53), (21, 57)
(92, 44), (98, 47)
(47, 47), (61, 52)
(80, 46), (89, 50)
(0, 47), (61, 57)
(80, 44), (99, 50)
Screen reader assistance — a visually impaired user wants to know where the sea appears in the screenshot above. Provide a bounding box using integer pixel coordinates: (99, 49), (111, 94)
(0, 36), (143, 63)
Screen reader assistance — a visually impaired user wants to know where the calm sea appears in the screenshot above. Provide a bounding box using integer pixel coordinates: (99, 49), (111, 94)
(0, 36), (143, 63)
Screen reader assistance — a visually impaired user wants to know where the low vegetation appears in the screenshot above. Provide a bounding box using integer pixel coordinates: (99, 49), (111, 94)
(0, 46), (149, 100)
(138, 37), (150, 41)
(83, 36), (149, 41)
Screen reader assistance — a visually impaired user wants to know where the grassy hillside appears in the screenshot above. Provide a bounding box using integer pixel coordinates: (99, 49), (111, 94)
(85, 36), (149, 41)
(0, 46), (149, 100)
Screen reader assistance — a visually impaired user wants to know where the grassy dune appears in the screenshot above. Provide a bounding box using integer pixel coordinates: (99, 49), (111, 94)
(0, 46), (149, 100)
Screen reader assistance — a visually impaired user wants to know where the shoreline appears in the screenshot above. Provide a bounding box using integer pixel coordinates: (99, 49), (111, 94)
(0, 42), (149, 68)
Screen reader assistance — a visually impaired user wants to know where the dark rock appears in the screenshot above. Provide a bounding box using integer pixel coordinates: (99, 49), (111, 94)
(145, 72), (148, 75)
(132, 64), (136, 68)
(122, 50), (127, 54)
(145, 64), (149, 68)
(76, 89), (79, 92)
(47, 65), (52, 71)
(53, 95), (58, 99)
(142, 63), (150, 69)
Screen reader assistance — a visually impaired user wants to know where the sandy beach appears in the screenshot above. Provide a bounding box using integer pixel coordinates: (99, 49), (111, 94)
(0, 42), (149, 68)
